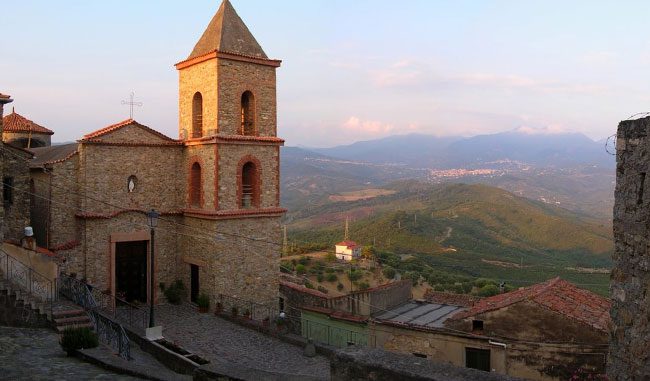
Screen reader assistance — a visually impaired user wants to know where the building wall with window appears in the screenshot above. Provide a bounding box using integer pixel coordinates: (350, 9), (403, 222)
(1, 145), (31, 241)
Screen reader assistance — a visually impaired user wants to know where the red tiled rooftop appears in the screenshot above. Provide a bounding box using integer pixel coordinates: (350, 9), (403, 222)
(3, 109), (54, 135)
(0, 93), (10, 99)
(450, 277), (611, 332)
(424, 290), (480, 308)
(279, 280), (329, 299)
(335, 240), (359, 249)
(81, 119), (177, 142)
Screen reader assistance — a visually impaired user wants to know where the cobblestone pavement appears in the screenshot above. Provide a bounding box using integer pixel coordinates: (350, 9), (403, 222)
(156, 304), (331, 380)
(0, 326), (141, 380)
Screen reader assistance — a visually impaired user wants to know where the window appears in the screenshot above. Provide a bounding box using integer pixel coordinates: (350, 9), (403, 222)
(412, 353), (427, 358)
(190, 162), (201, 207)
(127, 175), (137, 193)
(472, 320), (484, 331)
(3, 177), (13, 206)
(192, 92), (203, 139)
(241, 91), (255, 136)
(240, 161), (257, 208)
(465, 347), (490, 371)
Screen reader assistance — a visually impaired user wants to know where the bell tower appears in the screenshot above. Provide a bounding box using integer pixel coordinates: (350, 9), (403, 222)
(174, 0), (285, 305)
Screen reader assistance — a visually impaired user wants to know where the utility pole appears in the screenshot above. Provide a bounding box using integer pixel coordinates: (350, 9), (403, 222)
(344, 216), (349, 241)
(398, 221), (401, 229)
(414, 214), (417, 224)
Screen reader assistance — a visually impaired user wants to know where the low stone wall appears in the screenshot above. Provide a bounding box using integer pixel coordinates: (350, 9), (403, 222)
(331, 346), (521, 381)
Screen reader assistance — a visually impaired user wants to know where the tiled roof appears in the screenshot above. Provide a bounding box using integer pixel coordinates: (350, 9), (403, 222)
(279, 280), (330, 299)
(187, 0), (267, 60)
(450, 277), (611, 332)
(423, 290), (481, 308)
(3, 109), (54, 135)
(302, 306), (368, 323)
(0, 93), (11, 100)
(336, 240), (359, 249)
(30, 143), (78, 168)
(374, 301), (466, 329)
(80, 119), (177, 142)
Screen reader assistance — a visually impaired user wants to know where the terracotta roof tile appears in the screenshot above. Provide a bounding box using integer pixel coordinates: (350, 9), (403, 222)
(81, 119), (178, 142)
(336, 240), (359, 249)
(3, 109), (54, 135)
(0, 93), (10, 99)
(424, 290), (481, 308)
(450, 277), (611, 332)
(280, 280), (330, 299)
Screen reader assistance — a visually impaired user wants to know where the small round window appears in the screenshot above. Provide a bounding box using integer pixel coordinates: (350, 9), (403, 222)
(127, 175), (137, 193)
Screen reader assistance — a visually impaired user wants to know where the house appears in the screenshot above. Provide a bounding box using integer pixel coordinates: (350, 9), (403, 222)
(26, 0), (285, 309)
(335, 240), (361, 261)
(372, 278), (610, 380)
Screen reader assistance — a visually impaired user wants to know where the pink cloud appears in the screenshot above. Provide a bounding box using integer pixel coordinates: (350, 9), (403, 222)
(342, 116), (394, 134)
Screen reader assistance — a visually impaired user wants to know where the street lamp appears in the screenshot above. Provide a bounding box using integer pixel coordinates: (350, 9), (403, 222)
(147, 209), (159, 328)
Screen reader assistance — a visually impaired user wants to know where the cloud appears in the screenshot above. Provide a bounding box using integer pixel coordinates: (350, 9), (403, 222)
(514, 124), (569, 135)
(342, 116), (394, 134)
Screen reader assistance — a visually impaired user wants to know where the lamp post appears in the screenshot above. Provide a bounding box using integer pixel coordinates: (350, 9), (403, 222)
(147, 209), (159, 328)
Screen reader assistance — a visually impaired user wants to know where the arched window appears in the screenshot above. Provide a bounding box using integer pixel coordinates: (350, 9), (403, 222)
(190, 162), (202, 207)
(240, 161), (258, 208)
(192, 92), (203, 139)
(241, 91), (255, 136)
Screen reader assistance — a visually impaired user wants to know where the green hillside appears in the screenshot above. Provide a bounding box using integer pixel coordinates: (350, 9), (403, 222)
(287, 182), (613, 295)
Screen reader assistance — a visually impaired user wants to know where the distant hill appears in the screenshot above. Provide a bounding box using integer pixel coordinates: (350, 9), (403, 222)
(288, 182), (613, 294)
(310, 130), (614, 169)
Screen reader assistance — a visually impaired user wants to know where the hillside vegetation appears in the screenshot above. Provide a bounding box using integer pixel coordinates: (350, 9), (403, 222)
(288, 182), (613, 294)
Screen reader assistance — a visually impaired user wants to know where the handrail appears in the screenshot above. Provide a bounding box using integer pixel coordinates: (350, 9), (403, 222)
(0, 248), (55, 317)
(59, 274), (131, 360)
(91, 287), (148, 330)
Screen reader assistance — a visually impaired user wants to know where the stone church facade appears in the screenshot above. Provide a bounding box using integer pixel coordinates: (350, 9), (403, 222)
(29, 0), (284, 307)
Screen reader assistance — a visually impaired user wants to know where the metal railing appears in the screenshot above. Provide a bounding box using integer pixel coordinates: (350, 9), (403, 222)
(301, 318), (376, 348)
(91, 288), (148, 330)
(59, 274), (131, 360)
(0, 249), (55, 317)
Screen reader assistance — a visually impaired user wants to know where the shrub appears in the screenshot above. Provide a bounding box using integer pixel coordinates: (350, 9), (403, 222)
(358, 282), (370, 290)
(317, 285), (329, 294)
(164, 280), (185, 305)
(477, 284), (499, 297)
(317, 274), (324, 282)
(326, 273), (338, 282)
(434, 284), (445, 292)
(295, 264), (306, 275)
(325, 253), (336, 262)
(347, 270), (363, 282)
(197, 293), (210, 309)
(305, 282), (315, 289)
(382, 266), (396, 279)
(325, 267), (335, 274)
(298, 256), (310, 265)
(337, 283), (344, 291)
(60, 327), (98, 355)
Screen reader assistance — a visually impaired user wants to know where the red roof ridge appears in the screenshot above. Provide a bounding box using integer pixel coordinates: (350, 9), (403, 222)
(81, 119), (178, 142)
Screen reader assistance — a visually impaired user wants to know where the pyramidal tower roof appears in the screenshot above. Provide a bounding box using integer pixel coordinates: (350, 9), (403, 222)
(188, 0), (267, 60)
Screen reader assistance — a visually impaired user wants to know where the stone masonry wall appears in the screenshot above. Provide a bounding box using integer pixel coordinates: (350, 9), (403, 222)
(3, 131), (51, 148)
(179, 59), (218, 139)
(217, 59), (277, 137)
(218, 144), (279, 210)
(185, 144), (217, 209)
(2, 145), (30, 241)
(179, 215), (281, 305)
(610, 116), (650, 379)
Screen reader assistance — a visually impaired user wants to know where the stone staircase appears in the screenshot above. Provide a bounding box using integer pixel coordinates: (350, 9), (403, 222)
(0, 279), (92, 331)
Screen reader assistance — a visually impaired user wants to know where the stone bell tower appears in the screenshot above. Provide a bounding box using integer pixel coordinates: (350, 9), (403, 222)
(174, 0), (285, 305)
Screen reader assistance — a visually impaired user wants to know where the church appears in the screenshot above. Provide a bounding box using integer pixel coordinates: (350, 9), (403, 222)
(27, 0), (285, 307)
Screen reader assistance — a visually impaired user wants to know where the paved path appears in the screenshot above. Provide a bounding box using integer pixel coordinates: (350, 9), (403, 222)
(0, 326), (141, 380)
(156, 304), (331, 380)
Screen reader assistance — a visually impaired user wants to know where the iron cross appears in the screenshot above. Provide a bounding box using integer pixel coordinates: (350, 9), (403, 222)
(121, 91), (143, 119)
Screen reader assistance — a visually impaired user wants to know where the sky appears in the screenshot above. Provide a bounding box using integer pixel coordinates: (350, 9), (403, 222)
(2, 0), (650, 147)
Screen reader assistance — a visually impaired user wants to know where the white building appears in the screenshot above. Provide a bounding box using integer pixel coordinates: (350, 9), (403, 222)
(335, 240), (361, 261)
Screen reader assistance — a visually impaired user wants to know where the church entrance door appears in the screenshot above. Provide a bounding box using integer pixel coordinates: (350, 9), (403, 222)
(115, 241), (148, 303)
(190, 264), (199, 303)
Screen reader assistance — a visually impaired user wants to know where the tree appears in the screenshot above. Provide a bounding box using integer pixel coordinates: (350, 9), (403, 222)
(295, 264), (306, 275)
(382, 266), (396, 279)
(361, 245), (376, 260)
(477, 284), (499, 297)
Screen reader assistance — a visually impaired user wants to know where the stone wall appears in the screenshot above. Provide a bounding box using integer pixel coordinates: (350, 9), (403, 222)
(610, 116), (650, 379)
(178, 59), (218, 139)
(217, 144), (279, 210)
(179, 215), (281, 305)
(329, 280), (412, 317)
(3, 131), (51, 148)
(185, 144), (217, 209)
(373, 322), (607, 380)
(217, 59), (277, 137)
(2, 145), (31, 241)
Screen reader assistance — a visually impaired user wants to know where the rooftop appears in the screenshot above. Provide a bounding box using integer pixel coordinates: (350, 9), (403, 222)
(450, 277), (611, 332)
(187, 0), (267, 60)
(3, 109), (54, 135)
(335, 240), (358, 248)
(30, 143), (78, 168)
(374, 301), (465, 329)
(423, 290), (480, 308)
